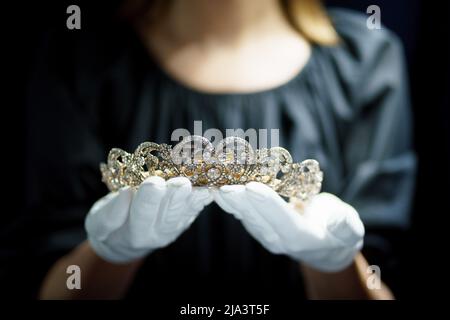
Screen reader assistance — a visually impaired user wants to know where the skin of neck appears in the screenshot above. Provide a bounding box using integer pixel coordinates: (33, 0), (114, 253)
(160, 0), (295, 45)
(136, 0), (311, 93)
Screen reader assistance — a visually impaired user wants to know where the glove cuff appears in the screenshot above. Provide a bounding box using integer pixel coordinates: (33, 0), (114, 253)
(88, 236), (153, 264)
(296, 240), (363, 273)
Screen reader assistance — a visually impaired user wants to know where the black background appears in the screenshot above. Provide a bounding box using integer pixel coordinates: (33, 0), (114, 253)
(3, 0), (449, 302)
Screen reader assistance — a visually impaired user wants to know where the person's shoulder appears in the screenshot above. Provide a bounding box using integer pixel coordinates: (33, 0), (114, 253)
(329, 8), (402, 48)
(326, 8), (404, 67)
(316, 9), (408, 114)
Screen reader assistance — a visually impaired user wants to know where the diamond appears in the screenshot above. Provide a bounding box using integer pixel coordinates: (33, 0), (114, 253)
(207, 167), (221, 180)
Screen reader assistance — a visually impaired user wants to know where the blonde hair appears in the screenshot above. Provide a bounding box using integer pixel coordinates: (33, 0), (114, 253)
(122, 0), (339, 46)
(282, 0), (339, 46)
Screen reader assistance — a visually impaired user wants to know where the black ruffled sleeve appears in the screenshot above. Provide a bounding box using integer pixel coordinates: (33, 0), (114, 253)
(327, 9), (417, 293)
(329, 9), (417, 229)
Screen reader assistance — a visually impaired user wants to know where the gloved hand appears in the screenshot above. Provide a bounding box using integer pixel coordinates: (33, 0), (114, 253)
(85, 176), (212, 263)
(213, 182), (364, 272)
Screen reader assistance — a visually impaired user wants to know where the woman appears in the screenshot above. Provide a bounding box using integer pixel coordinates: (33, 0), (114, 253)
(26, 0), (415, 299)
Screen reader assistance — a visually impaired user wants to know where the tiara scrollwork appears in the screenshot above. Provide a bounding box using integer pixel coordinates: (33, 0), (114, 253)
(100, 136), (323, 202)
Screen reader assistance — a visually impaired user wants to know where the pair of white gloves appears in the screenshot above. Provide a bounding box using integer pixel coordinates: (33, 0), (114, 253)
(86, 176), (364, 272)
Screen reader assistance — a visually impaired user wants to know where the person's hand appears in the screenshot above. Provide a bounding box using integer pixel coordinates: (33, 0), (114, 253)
(213, 182), (364, 272)
(85, 176), (212, 264)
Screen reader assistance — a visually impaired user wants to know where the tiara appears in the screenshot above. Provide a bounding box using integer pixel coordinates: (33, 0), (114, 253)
(100, 136), (323, 201)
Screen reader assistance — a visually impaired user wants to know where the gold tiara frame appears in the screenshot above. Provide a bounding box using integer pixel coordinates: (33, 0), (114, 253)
(100, 136), (323, 201)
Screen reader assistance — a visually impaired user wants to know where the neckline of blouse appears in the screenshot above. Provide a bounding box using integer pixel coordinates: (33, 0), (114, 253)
(130, 28), (317, 99)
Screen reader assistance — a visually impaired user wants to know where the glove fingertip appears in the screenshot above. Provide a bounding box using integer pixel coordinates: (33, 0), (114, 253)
(85, 188), (133, 241)
(142, 176), (166, 189)
(167, 176), (192, 188)
(220, 185), (244, 194)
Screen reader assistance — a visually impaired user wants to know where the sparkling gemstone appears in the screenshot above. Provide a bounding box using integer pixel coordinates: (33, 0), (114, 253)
(260, 166), (271, 175)
(207, 167), (221, 180)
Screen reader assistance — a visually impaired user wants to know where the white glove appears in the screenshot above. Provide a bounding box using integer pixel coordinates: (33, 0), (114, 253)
(213, 182), (365, 272)
(85, 176), (212, 263)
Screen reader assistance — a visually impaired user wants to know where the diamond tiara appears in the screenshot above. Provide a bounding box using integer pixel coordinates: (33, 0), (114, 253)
(100, 136), (323, 201)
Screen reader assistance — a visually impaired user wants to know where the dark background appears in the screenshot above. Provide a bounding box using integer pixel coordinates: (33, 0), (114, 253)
(3, 0), (449, 299)
(328, 0), (450, 299)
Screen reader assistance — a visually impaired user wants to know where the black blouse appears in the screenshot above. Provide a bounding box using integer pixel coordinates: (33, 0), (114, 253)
(21, 8), (416, 299)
